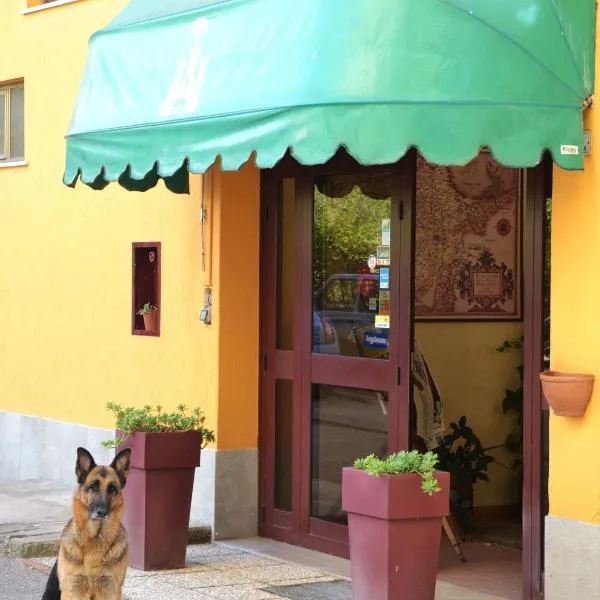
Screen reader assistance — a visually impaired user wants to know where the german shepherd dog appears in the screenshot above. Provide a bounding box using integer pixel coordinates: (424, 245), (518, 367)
(42, 447), (131, 599)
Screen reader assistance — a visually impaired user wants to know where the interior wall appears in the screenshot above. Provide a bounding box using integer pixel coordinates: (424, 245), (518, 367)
(416, 320), (523, 508)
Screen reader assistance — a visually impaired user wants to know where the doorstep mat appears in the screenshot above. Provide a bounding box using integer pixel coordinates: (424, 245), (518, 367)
(263, 581), (352, 600)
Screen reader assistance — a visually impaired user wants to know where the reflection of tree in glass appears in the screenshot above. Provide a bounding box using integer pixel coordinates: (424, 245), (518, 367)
(313, 184), (391, 295)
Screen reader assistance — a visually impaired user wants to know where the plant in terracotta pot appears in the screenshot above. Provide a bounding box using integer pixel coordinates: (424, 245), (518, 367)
(137, 302), (158, 332)
(103, 402), (215, 571)
(342, 450), (449, 600)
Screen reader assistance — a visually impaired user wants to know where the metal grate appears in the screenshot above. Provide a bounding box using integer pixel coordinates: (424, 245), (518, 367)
(263, 581), (352, 600)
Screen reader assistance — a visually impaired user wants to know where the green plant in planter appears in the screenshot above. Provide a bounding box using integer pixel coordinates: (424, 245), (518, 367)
(136, 302), (157, 316)
(353, 450), (442, 496)
(433, 416), (494, 529)
(102, 402), (215, 449)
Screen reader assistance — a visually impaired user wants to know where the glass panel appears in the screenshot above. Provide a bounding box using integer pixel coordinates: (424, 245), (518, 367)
(276, 178), (295, 351)
(274, 379), (293, 511)
(311, 384), (388, 524)
(9, 86), (24, 160)
(0, 92), (5, 160)
(313, 173), (392, 358)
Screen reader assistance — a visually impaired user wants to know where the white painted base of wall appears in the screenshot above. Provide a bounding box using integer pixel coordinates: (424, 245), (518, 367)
(0, 411), (258, 539)
(545, 515), (600, 600)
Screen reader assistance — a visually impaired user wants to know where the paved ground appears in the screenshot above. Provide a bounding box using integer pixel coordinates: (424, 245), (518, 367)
(0, 480), (515, 600)
(26, 543), (508, 600)
(0, 480), (71, 526)
(0, 555), (49, 598)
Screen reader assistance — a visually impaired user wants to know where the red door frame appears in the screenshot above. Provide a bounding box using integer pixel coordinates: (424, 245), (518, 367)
(522, 158), (549, 600)
(258, 150), (415, 557)
(258, 151), (547, 598)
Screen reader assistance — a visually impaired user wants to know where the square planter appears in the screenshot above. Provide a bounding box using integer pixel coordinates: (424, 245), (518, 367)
(118, 431), (202, 571)
(342, 467), (450, 600)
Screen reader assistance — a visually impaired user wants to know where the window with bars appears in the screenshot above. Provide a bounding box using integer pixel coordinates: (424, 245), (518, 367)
(0, 83), (24, 163)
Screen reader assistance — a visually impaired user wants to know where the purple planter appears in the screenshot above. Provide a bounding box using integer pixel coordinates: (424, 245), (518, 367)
(118, 431), (202, 571)
(342, 467), (450, 600)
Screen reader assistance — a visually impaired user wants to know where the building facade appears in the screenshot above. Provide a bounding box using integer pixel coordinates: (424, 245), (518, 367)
(0, 0), (261, 539)
(1, 1), (599, 599)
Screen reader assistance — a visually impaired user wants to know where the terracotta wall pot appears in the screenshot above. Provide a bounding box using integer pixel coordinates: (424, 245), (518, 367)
(342, 468), (450, 600)
(539, 371), (594, 417)
(117, 431), (202, 571)
(142, 311), (157, 332)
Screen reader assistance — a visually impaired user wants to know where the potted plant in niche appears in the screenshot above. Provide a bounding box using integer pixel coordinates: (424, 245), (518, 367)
(342, 450), (449, 600)
(103, 402), (215, 571)
(137, 302), (158, 332)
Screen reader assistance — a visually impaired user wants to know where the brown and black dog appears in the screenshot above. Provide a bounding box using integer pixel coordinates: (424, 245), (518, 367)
(42, 446), (131, 600)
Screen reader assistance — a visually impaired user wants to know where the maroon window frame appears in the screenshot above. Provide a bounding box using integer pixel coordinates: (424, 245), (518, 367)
(132, 242), (161, 337)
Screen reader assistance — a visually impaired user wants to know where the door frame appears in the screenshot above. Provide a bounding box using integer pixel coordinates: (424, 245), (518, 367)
(258, 151), (548, 599)
(522, 157), (550, 600)
(258, 150), (415, 556)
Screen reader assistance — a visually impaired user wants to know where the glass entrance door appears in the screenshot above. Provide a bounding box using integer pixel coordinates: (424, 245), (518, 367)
(260, 153), (414, 557)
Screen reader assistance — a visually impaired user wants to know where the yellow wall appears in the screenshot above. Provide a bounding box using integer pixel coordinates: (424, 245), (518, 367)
(215, 165), (261, 451)
(416, 322), (523, 507)
(549, 4), (600, 524)
(0, 0), (261, 451)
(550, 114), (600, 523)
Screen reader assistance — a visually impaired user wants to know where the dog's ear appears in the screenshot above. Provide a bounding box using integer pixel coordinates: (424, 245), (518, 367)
(76, 447), (96, 485)
(111, 448), (131, 489)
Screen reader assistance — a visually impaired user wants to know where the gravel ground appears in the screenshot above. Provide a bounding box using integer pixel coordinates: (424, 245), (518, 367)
(0, 555), (49, 599)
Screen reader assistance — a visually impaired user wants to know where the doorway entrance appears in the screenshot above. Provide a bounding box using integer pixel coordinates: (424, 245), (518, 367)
(259, 154), (414, 557)
(259, 150), (548, 600)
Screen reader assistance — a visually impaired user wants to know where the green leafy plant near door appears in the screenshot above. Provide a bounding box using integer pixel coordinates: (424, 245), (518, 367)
(353, 450), (442, 495)
(433, 416), (494, 531)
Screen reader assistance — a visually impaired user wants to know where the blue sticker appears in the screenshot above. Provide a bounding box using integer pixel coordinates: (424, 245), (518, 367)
(363, 331), (389, 348)
(379, 267), (390, 289)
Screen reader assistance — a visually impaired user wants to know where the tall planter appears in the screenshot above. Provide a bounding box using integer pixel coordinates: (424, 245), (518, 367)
(118, 431), (202, 571)
(342, 467), (450, 600)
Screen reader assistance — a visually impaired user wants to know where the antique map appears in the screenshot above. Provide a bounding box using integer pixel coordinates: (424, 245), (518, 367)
(415, 152), (521, 320)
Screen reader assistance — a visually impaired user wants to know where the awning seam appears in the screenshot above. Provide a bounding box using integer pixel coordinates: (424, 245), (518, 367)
(547, 0), (587, 95)
(434, 0), (585, 102)
(65, 99), (581, 139)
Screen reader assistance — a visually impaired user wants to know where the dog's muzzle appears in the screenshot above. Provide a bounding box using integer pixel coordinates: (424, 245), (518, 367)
(89, 504), (108, 520)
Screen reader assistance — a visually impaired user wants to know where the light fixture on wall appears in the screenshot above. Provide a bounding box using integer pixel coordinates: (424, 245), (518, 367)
(200, 287), (212, 325)
(584, 130), (591, 155)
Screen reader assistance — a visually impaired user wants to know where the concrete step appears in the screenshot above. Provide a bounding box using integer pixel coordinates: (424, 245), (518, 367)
(2, 524), (211, 558)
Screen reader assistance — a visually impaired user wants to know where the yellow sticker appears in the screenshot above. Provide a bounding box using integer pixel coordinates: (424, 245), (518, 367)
(374, 315), (390, 329)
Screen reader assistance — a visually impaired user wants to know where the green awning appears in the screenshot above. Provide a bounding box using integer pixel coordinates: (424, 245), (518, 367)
(64, 0), (596, 194)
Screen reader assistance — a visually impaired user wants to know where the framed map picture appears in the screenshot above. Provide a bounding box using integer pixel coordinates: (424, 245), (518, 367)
(415, 152), (522, 321)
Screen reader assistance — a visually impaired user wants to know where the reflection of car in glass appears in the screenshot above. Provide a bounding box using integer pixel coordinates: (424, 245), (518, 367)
(314, 273), (388, 356)
(313, 311), (340, 355)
